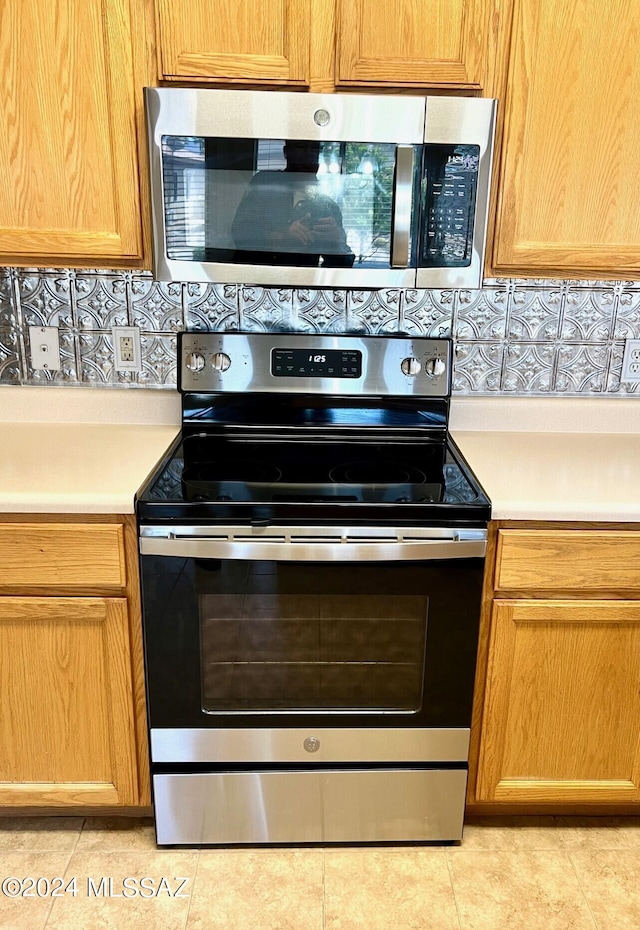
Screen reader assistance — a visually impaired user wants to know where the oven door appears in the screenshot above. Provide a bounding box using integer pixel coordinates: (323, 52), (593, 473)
(139, 525), (486, 762)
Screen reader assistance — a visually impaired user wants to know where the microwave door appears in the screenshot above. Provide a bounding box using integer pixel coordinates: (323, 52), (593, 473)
(155, 137), (422, 289)
(145, 88), (425, 288)
(416, 97), (497, 290)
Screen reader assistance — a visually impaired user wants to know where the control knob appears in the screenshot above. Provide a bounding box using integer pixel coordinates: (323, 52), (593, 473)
(425, 357), (446, 378)
(400, 357), (421, 377)
(185, 352), (205, 372)
(211, 352), (231, 372)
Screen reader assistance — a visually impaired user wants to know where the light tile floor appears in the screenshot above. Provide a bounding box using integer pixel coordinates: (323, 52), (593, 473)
(0, 816), (639, 929)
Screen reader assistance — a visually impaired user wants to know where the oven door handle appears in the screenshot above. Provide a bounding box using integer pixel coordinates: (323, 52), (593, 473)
(139, 534), (486, 562)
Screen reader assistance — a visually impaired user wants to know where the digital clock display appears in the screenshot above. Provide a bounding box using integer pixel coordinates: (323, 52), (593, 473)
(272, 348), (362, 379)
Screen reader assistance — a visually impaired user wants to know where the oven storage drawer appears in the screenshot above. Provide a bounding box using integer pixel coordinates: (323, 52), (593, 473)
(495, 529), (640, 593)
(153, 768), (467, 845)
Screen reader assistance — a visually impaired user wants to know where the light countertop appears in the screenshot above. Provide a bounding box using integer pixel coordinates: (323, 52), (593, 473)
(1, 388), (640, 520)
(0, 387), (181, 514)
(450, 396), (640, 521)
(452, 430), (640, 522)
(0, 423), (179, 514)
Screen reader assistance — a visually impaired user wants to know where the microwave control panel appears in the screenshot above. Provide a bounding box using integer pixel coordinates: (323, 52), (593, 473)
(421, 144), (480, 269)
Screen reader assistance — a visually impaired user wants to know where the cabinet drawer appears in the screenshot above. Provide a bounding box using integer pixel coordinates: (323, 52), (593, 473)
(495, 530), (640, 592)
(0, 524), (126, 590)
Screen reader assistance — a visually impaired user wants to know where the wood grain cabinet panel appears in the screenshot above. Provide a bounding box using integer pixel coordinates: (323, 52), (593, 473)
(0, 0), (148, 266)
(495, 529), (640, 593)
(156, 0), (501, 91)
(157, 0), (311, 83)
(476, 599), (640, 804)
(492, 0), (640, 276)
(0, 597), (139, 806)
(0, 515), (149, 810)
(336, 0), (494, 88)
(0, 524), (126, 591)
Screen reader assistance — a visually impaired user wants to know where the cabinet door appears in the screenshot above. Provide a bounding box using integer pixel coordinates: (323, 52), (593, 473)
(0, 0), (145, 266)
(337, 0), (492, 88)
(476, 599), (640, 804)
(0, 597), (139, 807)
(492, 0), (640, 276)
(157, 0), (311, 84)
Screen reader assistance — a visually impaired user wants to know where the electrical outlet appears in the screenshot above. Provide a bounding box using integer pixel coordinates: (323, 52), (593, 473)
(112, 326), (142, 371)
(29, 326), (61, 370)
(621, 339), (640, 382)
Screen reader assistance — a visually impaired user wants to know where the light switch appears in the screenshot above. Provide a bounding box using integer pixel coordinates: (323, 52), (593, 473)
(29, 326), (61, 370)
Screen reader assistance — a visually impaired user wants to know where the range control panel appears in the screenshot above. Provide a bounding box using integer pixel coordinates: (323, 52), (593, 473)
(179, 333), (452, 398)
(271, 348), (363, 380)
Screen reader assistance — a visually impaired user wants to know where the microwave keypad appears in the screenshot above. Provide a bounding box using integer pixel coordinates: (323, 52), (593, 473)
(421, 145), (480, 268)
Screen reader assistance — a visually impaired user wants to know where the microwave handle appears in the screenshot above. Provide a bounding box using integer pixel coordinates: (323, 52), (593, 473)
(390, 145), (415, 268)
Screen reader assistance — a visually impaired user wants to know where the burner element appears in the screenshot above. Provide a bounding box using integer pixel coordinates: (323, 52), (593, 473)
(188, 460), (282, 483)
(329, 462), (428, 485)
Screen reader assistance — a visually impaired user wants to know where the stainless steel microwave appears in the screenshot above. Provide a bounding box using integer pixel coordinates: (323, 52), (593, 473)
(144, 87), (497, 289)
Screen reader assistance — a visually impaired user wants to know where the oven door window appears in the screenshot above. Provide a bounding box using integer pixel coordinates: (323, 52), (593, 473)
(199, 563), (427, 713)
(140, 554), (483, 729)
(160, 136), (419, 271)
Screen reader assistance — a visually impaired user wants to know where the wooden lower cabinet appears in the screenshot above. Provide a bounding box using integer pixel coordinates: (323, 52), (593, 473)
(473, 524), (640, 809)
(0, 597), (138, 807)
(0, 516), (149, 809)
(475, 580), (640, 806)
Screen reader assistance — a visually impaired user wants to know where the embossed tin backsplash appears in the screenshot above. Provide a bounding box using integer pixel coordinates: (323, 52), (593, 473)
(0, 267), (639, 394)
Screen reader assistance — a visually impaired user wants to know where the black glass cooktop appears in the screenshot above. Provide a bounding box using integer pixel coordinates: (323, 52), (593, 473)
(136, 432), (490, 526)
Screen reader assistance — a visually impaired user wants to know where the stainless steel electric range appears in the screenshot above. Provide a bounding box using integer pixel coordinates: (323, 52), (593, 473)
(136, 331), (490, 846)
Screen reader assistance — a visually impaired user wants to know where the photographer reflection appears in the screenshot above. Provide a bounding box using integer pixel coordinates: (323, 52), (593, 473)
(231, 141), (355, 268)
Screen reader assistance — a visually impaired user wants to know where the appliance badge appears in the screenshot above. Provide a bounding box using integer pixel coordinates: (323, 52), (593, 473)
(304, 737), (321, 753)
(313, 109), (331, 127)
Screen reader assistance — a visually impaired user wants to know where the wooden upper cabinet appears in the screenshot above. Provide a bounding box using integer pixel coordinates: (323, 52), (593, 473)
(0, 0), (148, 267)
(156, 0), (501, 91)
(157, 0), (311, 84)
(492, 0), (640, 277)
(336, 0), (494, 88)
